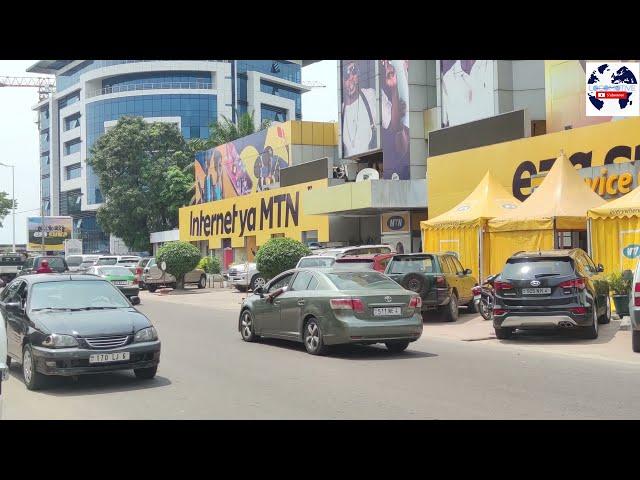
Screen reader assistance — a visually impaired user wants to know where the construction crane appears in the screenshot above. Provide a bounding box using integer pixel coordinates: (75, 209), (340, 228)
(0, 76), (55, 101)
(302, 80), (326, 89)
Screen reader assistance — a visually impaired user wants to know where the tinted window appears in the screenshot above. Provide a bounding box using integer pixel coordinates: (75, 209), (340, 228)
(298, 257), (335, 268)
(451, 256), (465, 273)
(66, 256), (83, 266)
(0, 255), (24, 266)
(388, 256), (434, 274)
(581, 253), (598, 274)
(1, 281), (21, 301)
(502, 258), (574, 280)
(325, 272), (401, 290)
(307, 277), (319, 290)
(96, 258), (118, 265)
(440, 256), (455, 274)
(291, 271), (313, 291)
(29, 280), (130, 310)
(267, 273), (294, 293)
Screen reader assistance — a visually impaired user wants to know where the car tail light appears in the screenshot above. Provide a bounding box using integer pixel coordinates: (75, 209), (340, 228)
(494, 281), (513, 292)
(435, 275), (446, 286)
(409, 296), (422, 308)
(634, 283), (640, 307)
(570, 307), (587, 314)
(136, 267), (143, 276)
(559, 278), (586, 290)
(472, 286), (481, 296)
(133, 278), (139, 285)
(493, 308), (506, 316)
(330, 297), (365, 313)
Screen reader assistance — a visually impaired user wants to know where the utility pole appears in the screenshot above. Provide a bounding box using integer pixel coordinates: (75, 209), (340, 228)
(0, 162), (15, 252)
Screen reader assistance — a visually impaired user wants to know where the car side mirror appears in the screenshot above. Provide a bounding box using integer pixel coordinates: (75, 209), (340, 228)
(130, 296), (141, 306)
(597, 264), (604, 273)
(16, 266), (22, 270)
(254, 286), (264, 297)
(4, 301), (22, 313)
(464, 268), (472, 275)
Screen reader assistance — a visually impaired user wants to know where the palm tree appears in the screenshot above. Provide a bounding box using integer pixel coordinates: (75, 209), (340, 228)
(189, 110), (271, 151)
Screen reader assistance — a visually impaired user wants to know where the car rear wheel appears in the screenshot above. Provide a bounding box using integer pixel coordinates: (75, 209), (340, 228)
(442, 293), (459, 322)
(494, 326), (514, 340)
(385, 341), (410, 353)
(197, 275), (206, 289)
(598, 295), (611, 324)
(581, 305), (599, 339)
(304, 318), (327, 355)
(148, 285), (157, 293)
(240, 310), (260, 342)
(22, 345), (45, 391)
(633, 331), (640, 353)
(134, 366), (157, 379)
(250, 275), (266, 292)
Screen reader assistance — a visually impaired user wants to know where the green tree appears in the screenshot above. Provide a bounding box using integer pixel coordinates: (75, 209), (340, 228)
(197, 255), (221, 275)
(255, 237), (311, 280)
(0, 191), (17, 228)
(157, 241), (202, 289)
(188, 110), (271, 151)
(88, 117), (195, 251)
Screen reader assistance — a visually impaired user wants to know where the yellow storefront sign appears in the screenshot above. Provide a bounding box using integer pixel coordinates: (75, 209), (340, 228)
(179, 180), (330, 249)
(428, 117), (640, 218)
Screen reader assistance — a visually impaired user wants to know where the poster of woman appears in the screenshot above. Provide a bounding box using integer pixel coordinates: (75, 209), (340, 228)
(380, 60), (410, 180)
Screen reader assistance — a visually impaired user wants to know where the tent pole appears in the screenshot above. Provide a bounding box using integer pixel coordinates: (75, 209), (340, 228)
(587, 218), (592, 257)
(553, 217), (557, 249)
(478, 225), (483, 281)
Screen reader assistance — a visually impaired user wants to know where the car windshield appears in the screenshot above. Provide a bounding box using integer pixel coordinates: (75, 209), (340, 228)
(96, 258), (117, 265)
(502, 258), (575, 280)
(66, 256), (83, 266)
(388, 256), (434, 274)
(98, 266), (132, 276)
(30, 280), (130, 311)
(298, 257), (335, 268)
(325, 272), (401, 290)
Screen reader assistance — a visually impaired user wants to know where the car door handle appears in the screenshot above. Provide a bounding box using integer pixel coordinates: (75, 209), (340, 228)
(273, 300), (280, 306)
(297, 299), (305, 306)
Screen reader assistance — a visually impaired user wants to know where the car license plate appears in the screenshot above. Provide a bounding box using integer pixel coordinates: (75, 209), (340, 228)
(373, 307), (401, 316)
(473, 294), (481, 301)
(521, 288), (551, 295)
(113, 281), (128, 286)
(89, 352), (130, 364)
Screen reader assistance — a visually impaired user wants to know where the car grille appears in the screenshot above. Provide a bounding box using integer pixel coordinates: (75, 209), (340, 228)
(228, 268), (239, 276)
(84, 335), (130, 349)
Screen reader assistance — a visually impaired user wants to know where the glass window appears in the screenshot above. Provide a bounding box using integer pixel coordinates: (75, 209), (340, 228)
(325, 272), (401, 290)
(65, 163), (81, 180)
(307, 276), (319, 291)
(35, 257), (67, 272)
(502, 258), (575, 280)
(439, 256), (455, 274)
(297, 257), (335, 268)
(582, 253), (598, 274)
(64, 138), (82, 156)
(451, 256), (465, 274)
(64, 113), (81, 131)
(267, 273), (294, 293)
(388, 256), (434, 274)
(97, 266), (133, 276)
(291, 271), (313, 291)
(29, 280), (130, 311)
(261, 104), (288, 122)
(96, 257), (118, 266)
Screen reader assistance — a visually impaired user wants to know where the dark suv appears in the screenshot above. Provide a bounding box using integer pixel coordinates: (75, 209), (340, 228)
(493, 249), (610, 340)
(384, 253), (477, 322)
(18, 256), (69, 276)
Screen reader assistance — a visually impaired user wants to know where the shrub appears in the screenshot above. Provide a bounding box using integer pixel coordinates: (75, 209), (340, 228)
(607, 271), (632, 295)
(198, 255), (221, 274)
(255, 237), (311, 280)
(157, 241), (201, 289)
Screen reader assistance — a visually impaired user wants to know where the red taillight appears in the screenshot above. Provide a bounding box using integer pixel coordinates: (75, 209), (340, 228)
(493, 308), (506, 316)
(136, 267), (142, 275)
(570, 307), (587, 314)
(330, 298), (365, 313)
(559, 278), (586, 290)
(494, 281), (513, 292)
(472, 286), (481, 295)
(435, 275), (446, 286)
(409, 296), (422, 309)
(634, 283), (640, 306)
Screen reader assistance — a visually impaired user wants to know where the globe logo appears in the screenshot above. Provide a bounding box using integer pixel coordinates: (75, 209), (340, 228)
(586, 62), (639, 117)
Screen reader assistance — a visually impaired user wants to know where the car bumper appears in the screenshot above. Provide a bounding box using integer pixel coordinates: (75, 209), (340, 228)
(30, 341), (161, 376)
(493, 310), (592, 329)
(323, 315), (423, 345)
(421, 287), (451, 309)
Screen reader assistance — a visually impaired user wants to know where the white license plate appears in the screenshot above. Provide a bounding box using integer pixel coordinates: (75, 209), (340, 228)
(89, 352), (130, 364)
(113, 281), (128, 286)
(521, 288), (551, 295)
(473, 294), (481, 301)
(373, 307), (401, 316)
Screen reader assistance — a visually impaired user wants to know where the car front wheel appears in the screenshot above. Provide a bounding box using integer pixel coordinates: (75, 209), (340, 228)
(134, 366), (157, 379)
(240, 310), (259, 342)
(22, 345), (45, 391)
(197, 275), (206, 289)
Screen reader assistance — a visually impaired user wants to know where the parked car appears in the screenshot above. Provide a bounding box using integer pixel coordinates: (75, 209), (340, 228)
(384, 253), (477, 322)
(85, 265), (140, 299)
(134, 257), (154, 290)
(0, 309), (8, 417)
(142, 257), (206, 292)
(95, 256), (141, 273)
(334, 253), (395, 272)
(66, 254), (100, 272)
(228, 262), (266, 292)
(314, 244), (393, 259)
(626, 265), (640, 352)
(18, 256), (69, 276)
(0, 252), (25, 284)
(238, 268), (423, 355)
(0, 274), (160, 390)
(492, 249), (610, 340)
(296, 255), (336, 269)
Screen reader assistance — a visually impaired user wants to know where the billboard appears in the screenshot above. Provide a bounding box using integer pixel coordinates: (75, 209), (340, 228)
(340, 60), (380, 158)
(380, 60), (410, 179)
(27, 216), (72, 252)
(194, 123), (291, 204)
(440, 60), (495, 128)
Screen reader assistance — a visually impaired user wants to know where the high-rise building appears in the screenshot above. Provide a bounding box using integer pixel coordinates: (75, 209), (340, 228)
(28, 60), (312, 253)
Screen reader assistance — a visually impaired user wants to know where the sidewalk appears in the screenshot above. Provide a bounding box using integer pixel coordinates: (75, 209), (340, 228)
(139, 285), (247, 311)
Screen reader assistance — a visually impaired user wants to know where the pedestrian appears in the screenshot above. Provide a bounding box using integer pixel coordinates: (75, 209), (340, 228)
(36, 260), (53, 274)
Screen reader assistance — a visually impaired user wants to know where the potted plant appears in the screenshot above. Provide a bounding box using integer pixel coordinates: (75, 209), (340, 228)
(607, 271), (632, 316)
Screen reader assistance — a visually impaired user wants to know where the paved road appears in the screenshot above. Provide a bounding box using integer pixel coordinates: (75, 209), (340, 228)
(3, 293), (640, 419)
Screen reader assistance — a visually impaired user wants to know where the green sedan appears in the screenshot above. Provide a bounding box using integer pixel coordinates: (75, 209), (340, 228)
(87, 266), (140, 299)
(238, 268), (423, 355)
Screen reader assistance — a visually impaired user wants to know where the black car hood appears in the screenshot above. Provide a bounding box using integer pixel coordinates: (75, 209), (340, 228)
(30, 308), (151, 336)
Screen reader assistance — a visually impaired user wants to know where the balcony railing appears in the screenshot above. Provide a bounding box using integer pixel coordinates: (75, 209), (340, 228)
(86, 82), (215, 99)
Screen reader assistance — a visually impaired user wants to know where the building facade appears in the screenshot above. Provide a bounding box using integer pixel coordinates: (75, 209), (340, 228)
(29, 60), (312, 253)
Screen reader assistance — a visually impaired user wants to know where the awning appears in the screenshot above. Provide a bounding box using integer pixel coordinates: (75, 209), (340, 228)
(588, 183), (640, 219)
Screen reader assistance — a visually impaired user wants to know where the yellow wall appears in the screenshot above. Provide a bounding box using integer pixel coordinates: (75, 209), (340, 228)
(428, 117), (640, 218)
(179, 180), (330, 249)
(591, 217), (640, 274)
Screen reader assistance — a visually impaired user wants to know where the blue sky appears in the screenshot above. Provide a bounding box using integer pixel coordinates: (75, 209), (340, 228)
(0, 60), (338, 245)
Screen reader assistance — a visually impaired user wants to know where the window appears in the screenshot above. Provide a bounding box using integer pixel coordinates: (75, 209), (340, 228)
(388, 256), (434, 274)
(29, 280), (130, 311)
(451, 256), (465, 274)
(325, 272), (400, 290)
(65, 163), (81, 180)
(64, 138), (82, 156)
(64, 113), (81, 131)
(439, 256), (455, 274)
(267, 273), (294, 293)
(291, 271), (313, 291)
(58, 91), (81, 109)
(307, 277), (319, 291)
(261, 104), (288, 123)
(502, 258), (575, 280)
(582, 254), (598, 274)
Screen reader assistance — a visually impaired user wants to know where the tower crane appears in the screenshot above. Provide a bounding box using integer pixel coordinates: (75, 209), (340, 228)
(301, 80), (326, 89)
(0, 76), (55, 101)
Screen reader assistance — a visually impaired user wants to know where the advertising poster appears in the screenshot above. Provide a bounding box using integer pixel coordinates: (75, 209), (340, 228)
(27, 216), (72, 252)
(194, 123), (291, 204)
(380, 60), (410, 179)
(340, 60), (380, 158)
(441, 60), (494, 128)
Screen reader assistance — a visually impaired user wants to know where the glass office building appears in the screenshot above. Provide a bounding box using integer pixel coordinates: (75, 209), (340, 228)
(28, 60), (311, 253)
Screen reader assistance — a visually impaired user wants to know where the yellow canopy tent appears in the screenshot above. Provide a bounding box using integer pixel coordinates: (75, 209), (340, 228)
(421, 171), (522, 281)
(487, 153), (604, 274)
(588, 184), (640, 273)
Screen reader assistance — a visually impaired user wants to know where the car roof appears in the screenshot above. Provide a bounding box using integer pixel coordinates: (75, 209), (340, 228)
(15, 274), (109, 284)
(509, 249), (581, 259)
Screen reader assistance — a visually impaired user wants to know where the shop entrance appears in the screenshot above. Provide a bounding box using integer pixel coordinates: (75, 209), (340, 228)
(556, 231), (588, 250)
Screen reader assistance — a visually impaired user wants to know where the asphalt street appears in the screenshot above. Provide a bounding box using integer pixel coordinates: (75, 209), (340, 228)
(3, 292), (640, 419)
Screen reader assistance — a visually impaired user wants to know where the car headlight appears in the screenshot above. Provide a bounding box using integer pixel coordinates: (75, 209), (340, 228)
(42, 333), (79, 348)
(134, 326), (158, 343)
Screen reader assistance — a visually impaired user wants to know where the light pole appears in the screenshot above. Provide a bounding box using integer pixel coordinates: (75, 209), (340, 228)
(0, 162), (15, 253)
